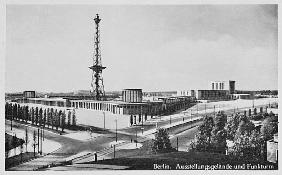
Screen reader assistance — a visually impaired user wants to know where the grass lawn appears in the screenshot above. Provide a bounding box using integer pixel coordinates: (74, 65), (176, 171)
(5, 152), (40, 170)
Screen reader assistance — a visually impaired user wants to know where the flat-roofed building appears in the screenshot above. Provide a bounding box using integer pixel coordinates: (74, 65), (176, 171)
(194, 90), (230, 101)
(211, 80), (235, 94)
(14, 89), (194, 129)
(18, 97), (70, 107)
(122, 89), (142, 103)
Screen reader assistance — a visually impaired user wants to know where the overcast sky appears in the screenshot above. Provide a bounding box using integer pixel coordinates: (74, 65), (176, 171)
(6, 5), (277, 93)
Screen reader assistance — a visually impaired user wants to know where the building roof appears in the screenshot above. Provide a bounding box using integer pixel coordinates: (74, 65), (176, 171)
(69, 99), (154, 105)
(27, 97), (67, 102)
(197, 89), (229, 92)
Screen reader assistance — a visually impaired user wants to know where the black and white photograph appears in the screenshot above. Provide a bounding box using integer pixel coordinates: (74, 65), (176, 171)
(2, 1), (279, 172)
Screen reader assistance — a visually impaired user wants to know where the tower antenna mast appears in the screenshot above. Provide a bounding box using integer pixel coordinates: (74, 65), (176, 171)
(89, 14), (106, 100)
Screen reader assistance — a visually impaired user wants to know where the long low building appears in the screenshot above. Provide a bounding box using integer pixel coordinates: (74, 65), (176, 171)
(14, 90), (195, 129)
(18, 97), (70, 107)
(190, 90), (231, 101)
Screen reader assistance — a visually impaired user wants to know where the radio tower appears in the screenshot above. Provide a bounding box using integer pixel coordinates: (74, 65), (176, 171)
(89, 14), (106, 100)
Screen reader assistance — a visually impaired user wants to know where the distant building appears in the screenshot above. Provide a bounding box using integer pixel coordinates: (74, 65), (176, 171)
(23, 91), (36, 98)
(210, 80), (235, 94)
(177, 90), (190, 96)
(194, 90), (230, 101)
(181, 80), (236, 101)
(19, 97), (70, 107)
(122, 89), (142, 103)
(14, 89), (195, 129)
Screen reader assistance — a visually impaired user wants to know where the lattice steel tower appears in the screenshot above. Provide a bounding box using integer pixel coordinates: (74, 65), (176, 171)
(89, 14), (106, 100)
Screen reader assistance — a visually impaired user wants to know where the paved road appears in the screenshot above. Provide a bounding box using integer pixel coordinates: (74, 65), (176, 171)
(5, 120), (135, 170)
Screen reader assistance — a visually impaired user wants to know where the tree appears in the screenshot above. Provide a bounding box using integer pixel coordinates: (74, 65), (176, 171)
(229, 130), (264, 161)
(190, 116), (214, 152)
(35, 107), (39, 125)
(19, 106), (23, 121)
(152, 128), (174, 153)
(17, 104), (21, 120)
(24, 106), (29, 123)
(13, 104), (18, 120)
(225, 114), (240, 140)
(31, 107), (35, 125)
(50, 108), (54, 129)
(260, 115), (278, 141)
(56, 110), (60, 131)
(72, 110), (76, 126)
(39, 108), (43, 127)
(61, 111), (66, 132)
(210, 112), (227, 153)
(234, 116), (255, 141)
(67, 111), (71, 127)
(10, 103), (14, 120)
(43, 109), (47, 128)
(32, 130), (37, 157)
(253, 108), (257, 115)
(46, 108), (50, 128)
(25, 127), (29, 152)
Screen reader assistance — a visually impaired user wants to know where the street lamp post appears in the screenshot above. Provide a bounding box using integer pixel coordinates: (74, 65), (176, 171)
(214, 105), (215, 117)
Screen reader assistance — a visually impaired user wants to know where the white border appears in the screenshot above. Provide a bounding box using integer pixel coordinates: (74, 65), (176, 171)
(1, 1), (280, 175)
